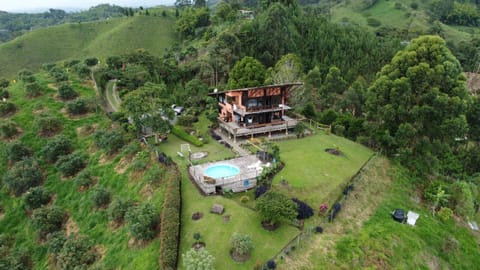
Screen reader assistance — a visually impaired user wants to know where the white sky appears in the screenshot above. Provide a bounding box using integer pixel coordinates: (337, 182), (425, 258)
(1, 0), (175, 13)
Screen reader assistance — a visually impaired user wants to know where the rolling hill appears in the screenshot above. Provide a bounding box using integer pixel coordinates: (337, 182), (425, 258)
(0, 14), (176, 78)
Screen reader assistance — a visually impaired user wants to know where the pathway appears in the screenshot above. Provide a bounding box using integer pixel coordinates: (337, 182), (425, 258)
(106, 80), (121, 112)
(213, 128), (250, 157)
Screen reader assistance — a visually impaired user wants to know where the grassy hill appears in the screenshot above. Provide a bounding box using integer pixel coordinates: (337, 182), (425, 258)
(0, 15), (176, 78)
(330, 0), (480, 42)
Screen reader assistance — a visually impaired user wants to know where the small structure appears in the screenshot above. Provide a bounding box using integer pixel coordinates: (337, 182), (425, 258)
(210, 204), (224, 215)
(406, 211), (419, 226)
(209, 83), (302, 143)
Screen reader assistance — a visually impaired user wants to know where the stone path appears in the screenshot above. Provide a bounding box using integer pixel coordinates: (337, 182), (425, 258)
(213, 129), (250, 157)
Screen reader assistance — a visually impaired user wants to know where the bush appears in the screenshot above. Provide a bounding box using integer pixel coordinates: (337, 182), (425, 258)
(254, 185), (268, 199)
(230, 233), (253, 256)
(31, 206), (65, 237)
(0, 89), (10, 99)
(24, 82), (42, 97)
(56, 235), (97, 269)
(267, 259), (277, 269)
(55, 152), (87, 177)
(75, 170), (95, 190)
(84, 57), (99, 67)
(46, 231), (67, 254)
(0, 120), (19, 138)
(94, 129), (125, 154)
(159, 171), (181, 269)
(0, 78), (10, 88)
(24, 186), (51, 210)
(57, 83), (78, 100)
(17, 69), (33, 81)
(66, 98), (90, 115)
(0, 101), (16, 116)
(177, 114), (198, 126)
(315, 226), (324, 233)
(73, 63), (91, 79)
(182, 248), (215, 270)
(6, 141), (32, 163)
(410, 2), (418, 9)
(240, 196), (250, 204)
(41, 136), (73, 163)
(292, 198), (314, 220)
(437, 207), (453, 222)
(171, 125), (203, 147)
(3, 158), (43, 196)
(256, 191), (297, 226)
(367, 18), (382, 27)
(35, 114), (63, 136)
(108, 198), (134, 224)
(91, 186), (111, 208)
(450, 181), (474, 218)
(126, 203), (159, 240)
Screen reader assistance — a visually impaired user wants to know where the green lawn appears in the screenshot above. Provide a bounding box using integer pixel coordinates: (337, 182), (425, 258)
(272, 132), (373, 208)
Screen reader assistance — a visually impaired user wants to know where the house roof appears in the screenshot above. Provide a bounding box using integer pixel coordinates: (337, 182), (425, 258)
(208, 82), (303, 95)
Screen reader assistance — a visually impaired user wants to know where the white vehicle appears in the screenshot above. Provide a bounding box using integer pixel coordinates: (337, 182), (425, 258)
(171, 104), (184, 115)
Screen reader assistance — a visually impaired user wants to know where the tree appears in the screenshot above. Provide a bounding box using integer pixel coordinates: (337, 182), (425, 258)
(182, 248), (215, 270)
(108, 198), (134, 223)
(84, 57), (99, 67)
(31, 206), (65, 237)
(66, 98), (90, 115)
(57, 83), (78, 100)
(341, 76), (367, 117)
(366, 36), (469, 174)
(3, 158), (44, 196)
(41, 135), (73, 163)
(23, 186), (51, 210)
(35, 114), (63, 136)
(450, 181), (474, 219)
(91, 186), (111, 208)
(265, 53), (303, 84)
(319, 66), (347, 109)
(230, 232), (254, 257)
(6, 141), (32, 163)
(0, 101), (16, 116)
(125, 203), (159, 240)
(93, 129), (125, 154)
(56, 235), (97, 269)
(213, 1), (236, 23)
(227, 56), (266, 89)
(25, 82), (43, 97)
(55, 152), (87, 177)
(256, 191), (297, 226)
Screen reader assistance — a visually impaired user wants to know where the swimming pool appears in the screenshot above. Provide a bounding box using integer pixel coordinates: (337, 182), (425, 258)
(204, 164), (240, 179)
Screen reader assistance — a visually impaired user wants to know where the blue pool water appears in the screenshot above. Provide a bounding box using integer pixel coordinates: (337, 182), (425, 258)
(205, 164), (240, 179)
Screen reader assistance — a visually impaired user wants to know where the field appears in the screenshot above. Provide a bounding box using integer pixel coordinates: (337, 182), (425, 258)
(0, 70), (171, 269)
(0, 14), (175, 78)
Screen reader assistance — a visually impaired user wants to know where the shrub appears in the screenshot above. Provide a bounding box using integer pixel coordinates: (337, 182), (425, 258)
(31, 206), (65, 237)
(56, 235), (97, 269)
(46, 231), (67, 254)
(0, 120), (19, 138)
(450, 181), (474, 218)
(3, 158), (43, 196)
(315, 226), (324, 233)
(159, 170), (181, 269)
(57, 83), (78, 100)
(66, 98), (90, 115)
(24, 82), (42, 97)
(182, 248), (215, 270)
(0, 101), (16, 116)
(94, 129), (125, 154)
(84, 57), (99, 67)
(240, 196), (250, 204)
(42, 63), (57, 71)
(63, 59), (80, 68)
(108, 198), (134, 223)
(55, 152), (87, 177)
(75, 170), (95, 189)
(437, 207), (453, 222)
(0, 78), (10, 88)
(230, 232), (253, 256)
(0, 89), (10, 99)
(394, 2), (402, 9)
(24, 187), (51, 210)
(171, 125), (203, 147)
(73, 63), (91, 79)
(267, 259), (277, 269)
(126, 203), (159, 240)
(35, 114), (63, 136)
(254, 185), (268, 199)
(292, 198), (314, 220)
(91, 186), (111, 208)
(50, 67), (68, 82)
(41, 136), (73, 163)
(17, 69), (33, 81)
(367, 18), (382, 27)
(6, 141), (32, 163)
(410, 2), (418, 9)
(177, 114), (198, 126)
(256, 191), (297, 226)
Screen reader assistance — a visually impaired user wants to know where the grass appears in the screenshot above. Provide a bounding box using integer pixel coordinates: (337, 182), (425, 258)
(0, 70), (170, 269)
(278, 157), (480, 269)
(272, 132), (373, 208)
(0, 14), (175, 78)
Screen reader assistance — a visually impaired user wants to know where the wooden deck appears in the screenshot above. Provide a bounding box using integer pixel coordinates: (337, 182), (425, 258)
(219, 116), (298, 142)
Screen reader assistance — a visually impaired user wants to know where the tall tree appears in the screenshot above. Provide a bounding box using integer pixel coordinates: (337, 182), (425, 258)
(366, 35), (470, 174)
(227, 56), (266, 89)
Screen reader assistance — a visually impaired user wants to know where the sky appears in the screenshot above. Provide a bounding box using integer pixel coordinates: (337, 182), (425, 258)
(1, 0), (175, 13)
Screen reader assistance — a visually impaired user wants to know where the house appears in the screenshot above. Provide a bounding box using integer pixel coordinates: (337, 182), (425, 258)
(210, 83), (302, 142)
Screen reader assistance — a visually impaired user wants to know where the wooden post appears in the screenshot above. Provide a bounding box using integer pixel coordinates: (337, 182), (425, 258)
(285, 121), (289, 135)
(234, 129), (237, 144)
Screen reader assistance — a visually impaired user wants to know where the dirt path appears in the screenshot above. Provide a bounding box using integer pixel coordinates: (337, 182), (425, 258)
(106, 80), (121, 112)
(279, 156), (392, 270)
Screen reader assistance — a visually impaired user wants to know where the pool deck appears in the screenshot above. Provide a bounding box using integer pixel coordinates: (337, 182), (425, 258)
(189, 155), (265, 194)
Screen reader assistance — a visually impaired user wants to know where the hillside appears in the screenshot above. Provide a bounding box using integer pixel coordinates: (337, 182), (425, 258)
(0, 15), (175, 78)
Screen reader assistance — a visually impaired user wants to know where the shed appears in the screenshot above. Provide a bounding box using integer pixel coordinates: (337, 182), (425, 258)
(210, 204), (224, 215)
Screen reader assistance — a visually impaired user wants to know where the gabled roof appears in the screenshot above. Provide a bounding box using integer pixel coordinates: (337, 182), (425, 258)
(208, 82), (303, 95)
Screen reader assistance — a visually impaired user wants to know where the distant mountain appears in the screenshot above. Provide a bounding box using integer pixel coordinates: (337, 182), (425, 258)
(0, 14), (176, 78)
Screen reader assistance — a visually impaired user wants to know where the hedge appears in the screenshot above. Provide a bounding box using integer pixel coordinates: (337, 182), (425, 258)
(159, 167), (181, 270)
(171, 125), (203, 147)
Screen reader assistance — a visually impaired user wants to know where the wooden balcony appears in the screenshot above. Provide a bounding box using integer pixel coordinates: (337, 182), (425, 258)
(218, 116), (298, 138)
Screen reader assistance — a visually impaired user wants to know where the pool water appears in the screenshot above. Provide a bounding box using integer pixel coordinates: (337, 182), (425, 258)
(205, 164), (240, 179)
